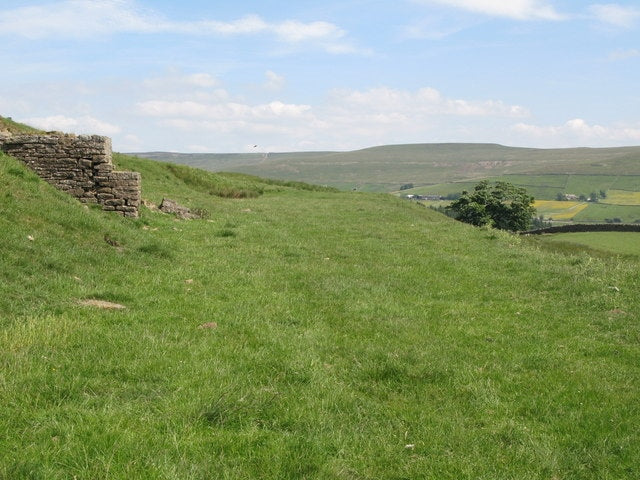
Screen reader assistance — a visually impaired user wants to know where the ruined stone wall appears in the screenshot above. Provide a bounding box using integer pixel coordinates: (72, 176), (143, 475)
(0, 133), (141, 217)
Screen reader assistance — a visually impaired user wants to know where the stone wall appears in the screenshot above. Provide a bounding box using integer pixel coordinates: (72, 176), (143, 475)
(524, 223), (640, 235)
(0, 133), (141, 217)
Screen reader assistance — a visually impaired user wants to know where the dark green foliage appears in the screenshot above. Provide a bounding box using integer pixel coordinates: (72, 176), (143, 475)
(531, 215), (552, 229)
(447, 180), (535, 231)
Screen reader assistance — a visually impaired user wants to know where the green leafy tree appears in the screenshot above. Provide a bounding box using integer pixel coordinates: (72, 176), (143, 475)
(447, 181), (535, 231)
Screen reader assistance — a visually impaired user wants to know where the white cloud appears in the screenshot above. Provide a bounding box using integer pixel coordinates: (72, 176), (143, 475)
(589, 4), (640, 28)
(136, 100), (312, 121)
(143, 71), (222, 92)
(414, 0), (564, 20)
(264, 71), (285, 91)
(330, 87), (529, 117)
(185, 73), (218, 88)
(608, 48), (640, 61)
(0, 1), (359, 53)
(24, 115), (121, 136)
(401, 18), (467, 39)
(271, 20), (345, 42)
(131, 84), (530, 150)
(0, 0), (157, 39)
(512, 118), (640, 144)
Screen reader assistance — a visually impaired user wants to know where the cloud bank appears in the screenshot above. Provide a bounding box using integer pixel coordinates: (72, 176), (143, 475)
(0, 0), (360, 53)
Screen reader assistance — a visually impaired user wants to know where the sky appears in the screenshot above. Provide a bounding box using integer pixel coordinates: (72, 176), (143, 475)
(1, 0), (639, 153)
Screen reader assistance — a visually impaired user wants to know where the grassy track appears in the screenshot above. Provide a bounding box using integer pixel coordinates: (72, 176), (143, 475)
(1, 151), (640, 478)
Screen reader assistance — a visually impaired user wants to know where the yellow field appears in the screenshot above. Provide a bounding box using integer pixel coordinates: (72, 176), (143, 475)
(601, 190), (640, 205)
(534, 200), (589, 220)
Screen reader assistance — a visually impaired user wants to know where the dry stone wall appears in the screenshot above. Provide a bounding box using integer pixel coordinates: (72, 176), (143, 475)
(0, 133), (141, 217)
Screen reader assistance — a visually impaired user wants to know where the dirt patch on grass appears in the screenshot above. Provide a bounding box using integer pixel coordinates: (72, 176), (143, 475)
(78, 299), (127, 310)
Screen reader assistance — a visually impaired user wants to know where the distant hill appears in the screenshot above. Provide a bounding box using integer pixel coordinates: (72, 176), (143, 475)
(130, 143), (640, 192)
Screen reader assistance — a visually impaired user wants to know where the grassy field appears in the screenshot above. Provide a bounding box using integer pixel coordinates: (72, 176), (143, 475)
(572, 203), (640, 223)
(603, 190), (640, 205)
(2, 150), (640, 478)
(533, 232), (640, 257)
(534, 200), (589, 221)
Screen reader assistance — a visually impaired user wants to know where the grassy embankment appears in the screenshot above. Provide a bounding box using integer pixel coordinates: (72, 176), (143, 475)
(1, 150), (639, 479)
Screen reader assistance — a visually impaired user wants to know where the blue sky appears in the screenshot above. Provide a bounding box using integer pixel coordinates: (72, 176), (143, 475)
(1, 0), (639, 152)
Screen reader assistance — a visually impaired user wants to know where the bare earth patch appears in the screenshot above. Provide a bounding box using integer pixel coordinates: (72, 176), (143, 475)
(78, 299), (126, 310)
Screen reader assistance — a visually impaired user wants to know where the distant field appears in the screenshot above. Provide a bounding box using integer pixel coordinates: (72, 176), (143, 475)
(564, 175), (619, 195)
(538, 232), (640, 257)
(573, 203), (640, 223)
(612, 176), (640, 190)
(534, 200), (589, 220)
(603, 190), (640, 205)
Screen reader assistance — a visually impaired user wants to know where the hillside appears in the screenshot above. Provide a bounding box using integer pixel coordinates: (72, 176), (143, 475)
(2, 149), (639, 478)
(132, 143), (640, 192)
(0, 115), (43, 135)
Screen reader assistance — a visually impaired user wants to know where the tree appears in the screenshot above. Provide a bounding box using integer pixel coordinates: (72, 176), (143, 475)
(447, 181), (535, 231)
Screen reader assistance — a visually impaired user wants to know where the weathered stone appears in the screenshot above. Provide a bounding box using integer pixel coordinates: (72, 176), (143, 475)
(0, 133), (140, 217)
(159, 198), (196, 219)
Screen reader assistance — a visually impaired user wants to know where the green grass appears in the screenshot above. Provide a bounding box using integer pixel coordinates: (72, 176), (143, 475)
(533, 232), (640, 258)
(612, 176), (640, 191)
(572, 203), (640, 223)
(2, 151), (640, 478)
(0, 115), (44, 134)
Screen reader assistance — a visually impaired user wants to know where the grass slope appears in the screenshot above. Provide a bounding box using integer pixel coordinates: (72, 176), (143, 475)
(2, 151), (640, 479)
(0, 115), (44, 135)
